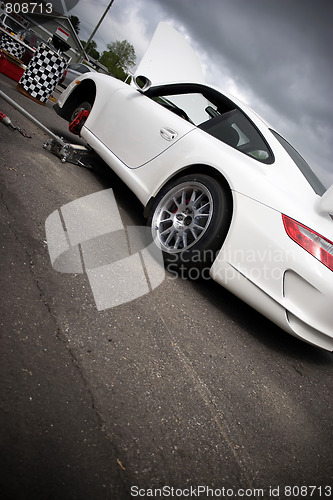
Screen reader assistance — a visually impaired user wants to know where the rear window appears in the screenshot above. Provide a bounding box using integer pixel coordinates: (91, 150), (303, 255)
(199, 109), (274, 164)
(270, 130), (326, 195)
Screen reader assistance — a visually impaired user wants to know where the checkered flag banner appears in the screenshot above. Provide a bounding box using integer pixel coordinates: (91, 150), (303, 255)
(0, 33), (26, 60)
(19, 44), (67, 103)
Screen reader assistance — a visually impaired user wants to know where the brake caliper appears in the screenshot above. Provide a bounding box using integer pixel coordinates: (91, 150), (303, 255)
(69, 109), (90, 136)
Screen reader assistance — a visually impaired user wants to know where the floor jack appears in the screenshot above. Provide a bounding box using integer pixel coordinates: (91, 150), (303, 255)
(0, 89), (97, 169)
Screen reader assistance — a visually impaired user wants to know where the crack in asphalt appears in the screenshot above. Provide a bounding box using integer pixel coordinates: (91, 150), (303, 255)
(0, 189), (109, 439)
(155, 305), (261, 498)
(1, 186), (260, 493)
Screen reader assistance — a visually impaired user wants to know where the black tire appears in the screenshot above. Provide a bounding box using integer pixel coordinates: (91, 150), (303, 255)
(148, 174), (231, 269)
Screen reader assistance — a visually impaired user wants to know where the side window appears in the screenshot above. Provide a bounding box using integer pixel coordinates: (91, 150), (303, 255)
(148, 84), (273, 164)
(199, 109), (274, 164)
(152, 92), (218, 125)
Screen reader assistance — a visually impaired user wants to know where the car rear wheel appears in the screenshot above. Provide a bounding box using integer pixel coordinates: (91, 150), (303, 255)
(149, 174), (231, 269)
(70, 101), (91, 122)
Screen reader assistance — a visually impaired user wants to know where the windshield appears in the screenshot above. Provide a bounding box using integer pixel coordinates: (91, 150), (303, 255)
(270, 130), (326, 195)
(69, 63), (91, 73)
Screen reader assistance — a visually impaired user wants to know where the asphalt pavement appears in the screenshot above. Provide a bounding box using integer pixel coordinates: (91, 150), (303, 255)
(0, 72), (332, 500)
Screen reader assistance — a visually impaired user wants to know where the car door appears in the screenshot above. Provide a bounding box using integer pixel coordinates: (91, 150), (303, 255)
(89, 86), (196, 169)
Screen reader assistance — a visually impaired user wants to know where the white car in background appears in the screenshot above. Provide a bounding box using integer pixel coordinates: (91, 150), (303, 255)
(54, 23), (333, 351)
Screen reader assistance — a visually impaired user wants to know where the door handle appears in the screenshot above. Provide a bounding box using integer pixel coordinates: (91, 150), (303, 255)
(160, 127), (178, 141)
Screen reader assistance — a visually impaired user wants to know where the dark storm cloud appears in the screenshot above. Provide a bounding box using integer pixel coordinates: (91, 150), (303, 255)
(71, 0), (333, 186)
(149, 0), (333, 184)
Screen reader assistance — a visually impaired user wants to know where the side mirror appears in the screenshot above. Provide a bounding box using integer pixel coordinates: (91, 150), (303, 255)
(133, 75), (152, 91)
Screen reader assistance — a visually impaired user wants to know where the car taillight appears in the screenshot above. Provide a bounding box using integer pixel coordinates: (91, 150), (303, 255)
(282, 214), (333, 271)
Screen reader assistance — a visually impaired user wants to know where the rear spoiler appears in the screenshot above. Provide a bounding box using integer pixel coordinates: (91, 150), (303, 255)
(317, 184), (333, 218)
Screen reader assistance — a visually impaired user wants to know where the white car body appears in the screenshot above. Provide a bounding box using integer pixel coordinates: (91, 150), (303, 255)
(54, 23), (333, 351)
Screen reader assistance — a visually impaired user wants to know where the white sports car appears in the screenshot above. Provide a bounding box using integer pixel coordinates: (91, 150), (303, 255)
(54, 23), (333, 351)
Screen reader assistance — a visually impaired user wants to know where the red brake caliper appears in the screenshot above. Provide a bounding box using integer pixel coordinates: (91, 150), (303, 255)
(69, 110), (90, 136)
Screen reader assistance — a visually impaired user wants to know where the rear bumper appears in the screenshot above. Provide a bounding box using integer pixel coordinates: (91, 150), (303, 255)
(210, 193), (333, 351)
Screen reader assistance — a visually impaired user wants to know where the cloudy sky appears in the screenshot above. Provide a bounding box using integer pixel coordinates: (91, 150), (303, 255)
(65, 0), (332, 187)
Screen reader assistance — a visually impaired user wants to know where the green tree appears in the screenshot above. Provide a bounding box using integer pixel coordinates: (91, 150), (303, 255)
(81, 40), (100, 61)
(69, 15), (80, 35)
(99, 40), (136, 80)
